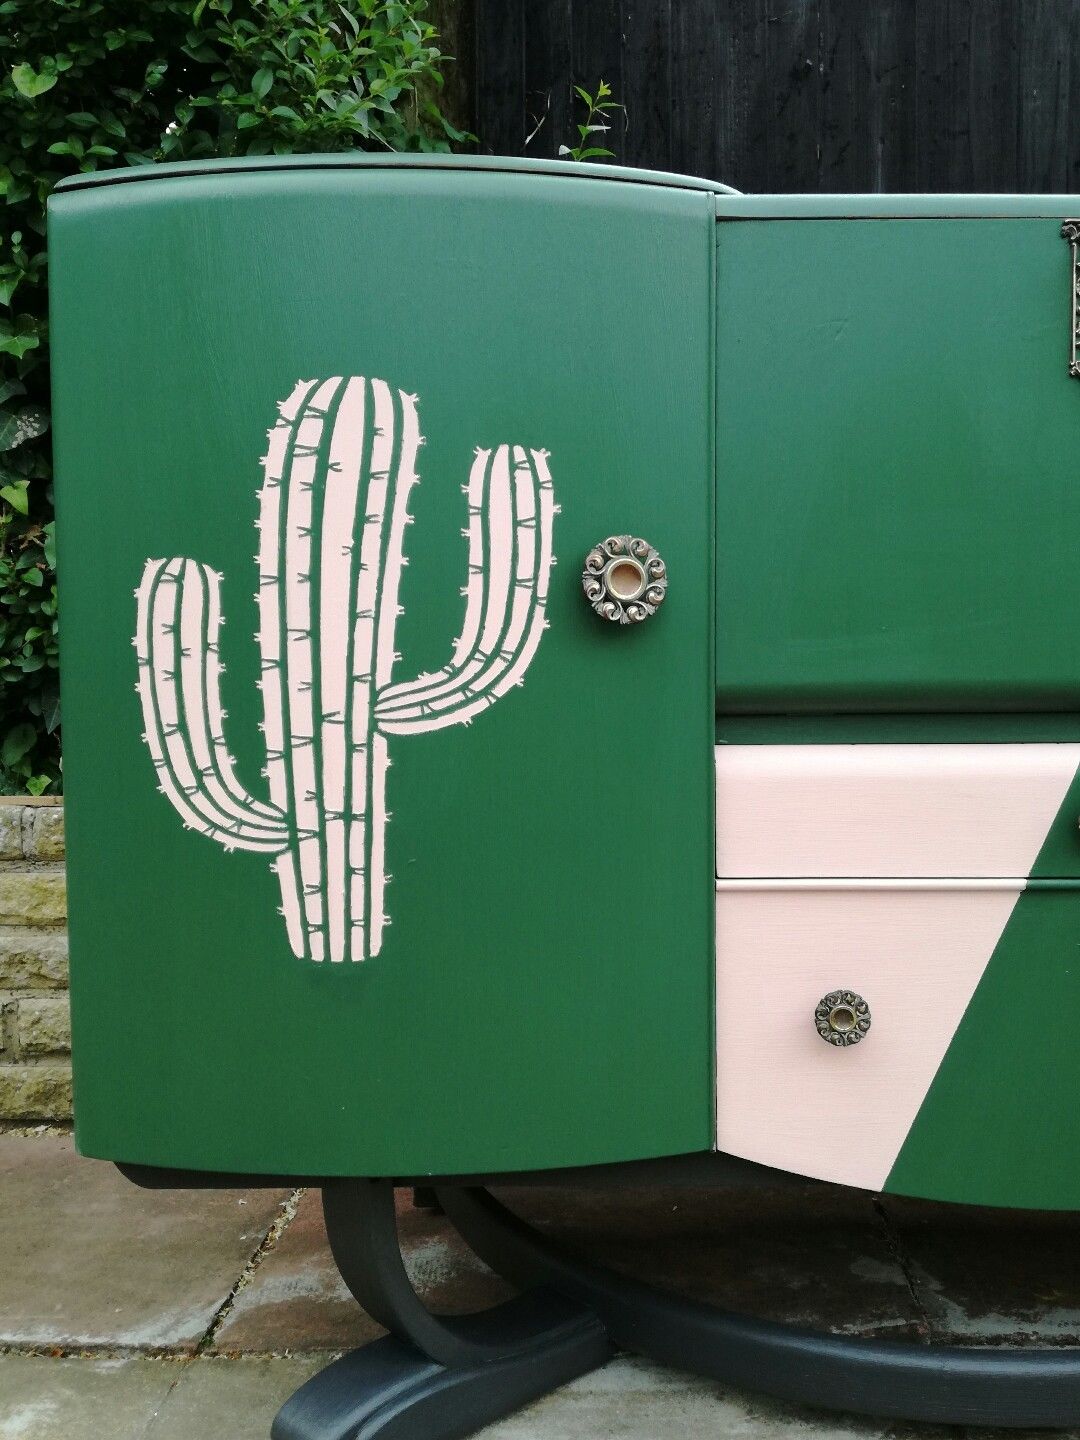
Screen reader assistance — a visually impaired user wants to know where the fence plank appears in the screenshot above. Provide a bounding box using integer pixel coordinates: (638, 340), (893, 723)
(522, 0), (573, 159)
(474, 0), (526, 155)
(621, 0), (673, 171)
(571, 0), (625, 158)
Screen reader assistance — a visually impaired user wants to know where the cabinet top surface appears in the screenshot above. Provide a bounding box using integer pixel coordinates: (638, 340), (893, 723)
(51, 155), (1080, 218)
(51, 151), (740, 197)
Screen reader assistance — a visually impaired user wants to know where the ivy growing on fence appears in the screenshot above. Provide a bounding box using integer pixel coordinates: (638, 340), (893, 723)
(0, 0), (463, 794)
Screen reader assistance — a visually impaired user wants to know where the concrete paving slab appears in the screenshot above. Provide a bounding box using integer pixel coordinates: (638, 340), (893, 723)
(498, 1183), (925, 1339)
(474, 1356), (957, 1440)
(879, 1195), (1080, 1344)
(214, 1188), (513, 1351)
(216, 1181), (922, 1354)
(0, 1351), (968, 1440)
(0, 1133), (289, 1350)
(143, 1353), (335, 1440)
(0, 1353), (179, 1440)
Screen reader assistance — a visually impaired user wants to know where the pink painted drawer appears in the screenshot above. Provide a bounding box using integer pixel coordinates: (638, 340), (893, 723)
(714, 743), (1080, 878)
(713, 744), (1080, 1192)
(714, 879), (1021, 1190)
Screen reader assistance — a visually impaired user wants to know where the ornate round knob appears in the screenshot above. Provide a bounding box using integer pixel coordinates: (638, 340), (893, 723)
(815, 990), (871, 1047)
(582, 535), (667, 624)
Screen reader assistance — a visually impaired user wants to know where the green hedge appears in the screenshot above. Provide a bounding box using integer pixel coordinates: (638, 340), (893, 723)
(0, 0), (463, 794)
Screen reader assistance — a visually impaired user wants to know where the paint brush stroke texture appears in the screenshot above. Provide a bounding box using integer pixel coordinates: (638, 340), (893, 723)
(134, 377), (557, 964)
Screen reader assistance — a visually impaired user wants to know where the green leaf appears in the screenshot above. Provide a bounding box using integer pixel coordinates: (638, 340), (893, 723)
(11, 64), (58, 99)
(0, 481), (28, 514)
(0, 333), (38, 359)
(37, 685), (60, 735)
(251, 66), (274, 99)
(0, 406), (48, 452)
(1, 722), (36, 766)
(25, 774), (49, 796)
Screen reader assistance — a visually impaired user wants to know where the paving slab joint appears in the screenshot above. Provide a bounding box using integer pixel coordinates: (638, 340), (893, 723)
(196, 1188), (307, 1354)
(871, 1193), (933, 1341)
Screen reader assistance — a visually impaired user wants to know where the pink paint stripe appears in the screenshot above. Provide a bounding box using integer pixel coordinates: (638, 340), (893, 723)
(716, 744), (1080, 878)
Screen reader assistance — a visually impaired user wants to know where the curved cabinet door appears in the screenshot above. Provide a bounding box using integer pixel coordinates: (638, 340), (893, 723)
(51, 162), (716, 1178)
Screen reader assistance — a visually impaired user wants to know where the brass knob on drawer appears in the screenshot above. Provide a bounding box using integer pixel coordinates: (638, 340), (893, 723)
(815, 991), (871, 1047)
(582, 535), (667, 624)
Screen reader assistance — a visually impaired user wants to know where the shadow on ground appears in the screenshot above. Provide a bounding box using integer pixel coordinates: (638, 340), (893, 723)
(2, 1132), (1079, 1438)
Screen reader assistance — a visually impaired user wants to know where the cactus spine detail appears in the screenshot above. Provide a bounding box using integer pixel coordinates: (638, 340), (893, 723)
(134, 377), (557, 963)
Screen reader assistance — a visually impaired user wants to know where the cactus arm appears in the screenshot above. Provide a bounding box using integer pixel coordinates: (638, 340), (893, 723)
(134, 558), (288, 852)
(373, 445), (498, 714)
(373, 446), (556, 735)
(373, 388), (421, 690)
(194, 561), (283, 826)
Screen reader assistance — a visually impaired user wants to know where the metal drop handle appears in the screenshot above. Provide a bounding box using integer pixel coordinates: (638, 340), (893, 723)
(1063, 221), (1080, 378)
(582, 535), (667, 624)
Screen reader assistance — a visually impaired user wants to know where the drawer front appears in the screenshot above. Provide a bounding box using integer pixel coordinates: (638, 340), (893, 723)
(715, 879), (1080, 1207)
(715, 741), (1080, 1206)
(714, 882), (1021, 1193)
(715, 743), (1080, 878)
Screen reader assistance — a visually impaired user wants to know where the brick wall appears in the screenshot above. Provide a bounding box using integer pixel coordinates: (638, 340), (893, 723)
(0, 800), (70, 1122)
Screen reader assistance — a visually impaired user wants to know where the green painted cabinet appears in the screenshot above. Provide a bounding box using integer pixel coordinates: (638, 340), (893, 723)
(50, 158), (717, 1177)
(52, 163), (1080, 1205)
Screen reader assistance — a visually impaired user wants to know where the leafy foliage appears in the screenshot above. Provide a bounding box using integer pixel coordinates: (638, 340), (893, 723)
(0, 0), (463, 795)
(558, 79), (621, 163)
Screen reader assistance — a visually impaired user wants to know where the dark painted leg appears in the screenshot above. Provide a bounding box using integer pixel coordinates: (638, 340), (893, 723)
(439, 1185), (1080, 1429)
(271, 1180), (611, 1440)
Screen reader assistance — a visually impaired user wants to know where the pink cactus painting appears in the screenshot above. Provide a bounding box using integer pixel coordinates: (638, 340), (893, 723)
(133, 377), (557, 963)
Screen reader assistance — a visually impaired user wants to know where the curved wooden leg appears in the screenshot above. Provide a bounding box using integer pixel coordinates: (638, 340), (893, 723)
(439, 1185), (1080, 1429)
(271, 1180), (611, 1440)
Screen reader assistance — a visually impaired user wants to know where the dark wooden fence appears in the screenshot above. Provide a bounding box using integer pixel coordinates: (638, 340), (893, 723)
(466, 0), (1080, 192)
